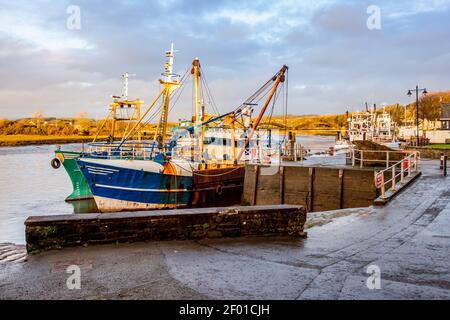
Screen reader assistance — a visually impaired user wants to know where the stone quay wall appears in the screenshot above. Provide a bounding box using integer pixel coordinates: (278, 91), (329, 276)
(25, 205), (307, 253)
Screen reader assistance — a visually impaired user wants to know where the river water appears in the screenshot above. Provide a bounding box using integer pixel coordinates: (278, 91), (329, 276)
(0, 135), (338, 244)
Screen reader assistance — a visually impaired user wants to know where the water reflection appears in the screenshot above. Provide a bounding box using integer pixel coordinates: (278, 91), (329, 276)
(0, 136), (337, 244)
(69, 198), (100, 214)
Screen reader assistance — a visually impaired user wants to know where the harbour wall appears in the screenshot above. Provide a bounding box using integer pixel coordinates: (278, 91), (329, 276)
(25, 205), (306, 253)
(242, 165), (379, 211)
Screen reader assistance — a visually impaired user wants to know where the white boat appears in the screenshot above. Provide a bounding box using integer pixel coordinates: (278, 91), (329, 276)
(335, 109), (400, 150)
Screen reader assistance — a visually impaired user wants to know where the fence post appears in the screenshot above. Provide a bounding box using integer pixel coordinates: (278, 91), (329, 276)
(414, 152), (418, 172)
(392, 166), (396, 191)
(408, 155), (411, 177)
(401, 160), (404, 184)
(360, 150), (364, 168)
(444, 156), (448, 177)
(300, 145), (303, 164)
(381, 174), (385, 199)
(294, 143), (297, 162)
(386, 151), (389, 168)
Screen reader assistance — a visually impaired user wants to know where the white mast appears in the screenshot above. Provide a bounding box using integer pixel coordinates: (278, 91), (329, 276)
(122, 72), (136, 101)
(154, 43), (180, 153)
(163, 43), (175, 83)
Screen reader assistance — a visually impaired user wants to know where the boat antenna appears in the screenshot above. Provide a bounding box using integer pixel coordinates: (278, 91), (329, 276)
(122, 72), (136, 101)
(154, 43), (180, 153)
(116, 44), (178, 150)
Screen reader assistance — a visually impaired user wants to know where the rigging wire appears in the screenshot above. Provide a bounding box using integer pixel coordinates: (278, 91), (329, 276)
(200, 66), (221, 115)
(132, 66), (191, 137)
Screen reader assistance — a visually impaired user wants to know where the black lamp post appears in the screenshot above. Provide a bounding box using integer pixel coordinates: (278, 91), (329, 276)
(407, 85), (427, 146)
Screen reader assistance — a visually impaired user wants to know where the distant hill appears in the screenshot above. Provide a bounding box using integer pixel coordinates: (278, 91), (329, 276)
(2, 91), (449, 137)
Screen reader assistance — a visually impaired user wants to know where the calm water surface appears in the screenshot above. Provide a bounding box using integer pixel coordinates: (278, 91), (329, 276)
(0, 135), (338, 244)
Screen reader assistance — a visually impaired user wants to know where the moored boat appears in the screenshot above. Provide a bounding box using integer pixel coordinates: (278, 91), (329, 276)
(77, 156), (193, 211)
(77, 44), (289, 212)
(335, 107), (400, 151)
(53, 149), (91, 200)
(51, 74), (144, 201)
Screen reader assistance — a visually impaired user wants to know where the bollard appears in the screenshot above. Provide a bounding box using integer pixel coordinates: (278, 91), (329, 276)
(440, 153), (444, 170)
(444, 156), (448, 177)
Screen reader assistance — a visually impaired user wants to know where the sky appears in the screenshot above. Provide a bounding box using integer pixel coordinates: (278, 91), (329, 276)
(0, 0), (450, 120)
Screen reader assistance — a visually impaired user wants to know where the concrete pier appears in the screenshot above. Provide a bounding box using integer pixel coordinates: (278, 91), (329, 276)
(1, 160), (448, 299)
(243, 164), (379, 211)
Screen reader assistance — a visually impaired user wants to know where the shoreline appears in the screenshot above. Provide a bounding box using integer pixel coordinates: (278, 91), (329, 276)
(0, 131), (340, 148)
(0, 135), (108, 147)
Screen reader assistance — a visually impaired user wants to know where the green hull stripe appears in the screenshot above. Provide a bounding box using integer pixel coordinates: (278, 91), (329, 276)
(56, 150), (93, 200)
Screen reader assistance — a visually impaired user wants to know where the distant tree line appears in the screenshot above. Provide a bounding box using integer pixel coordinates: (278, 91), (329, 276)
(0, 112), (96, 136)
(383, 91), (450, 126)
(2, 91), (449, 136)
(0, 112), (159, 137)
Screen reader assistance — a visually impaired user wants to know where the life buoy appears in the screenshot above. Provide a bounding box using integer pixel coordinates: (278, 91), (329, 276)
(51, 158), (61, 169)
(215, 184), (223, 195)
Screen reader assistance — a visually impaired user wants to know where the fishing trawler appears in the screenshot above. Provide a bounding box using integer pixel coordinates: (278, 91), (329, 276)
(51, 73), (144, 201)
(77, 44), (289, 212)
(374, 111), (400, 148)
(334, 107), (399, 151)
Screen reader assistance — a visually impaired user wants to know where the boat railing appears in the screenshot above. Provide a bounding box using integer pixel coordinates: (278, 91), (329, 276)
(168, 142), (286, 165)
(86, 141), (159, 160)
(84, 140), (309, 165)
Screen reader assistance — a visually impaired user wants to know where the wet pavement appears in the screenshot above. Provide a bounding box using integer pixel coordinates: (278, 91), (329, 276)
(0, 160), (449, 300)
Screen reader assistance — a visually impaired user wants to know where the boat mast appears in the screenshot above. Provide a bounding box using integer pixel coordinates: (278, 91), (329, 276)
(122, 72), (136, 101)
(235, 65), (288, 164)
(118, 45), (177, 149)
(192, 58), (204, 163)
(155, 43), (180, 154)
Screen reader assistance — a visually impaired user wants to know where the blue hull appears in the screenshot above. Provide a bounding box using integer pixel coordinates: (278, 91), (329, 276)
(77, 158), (193, 212)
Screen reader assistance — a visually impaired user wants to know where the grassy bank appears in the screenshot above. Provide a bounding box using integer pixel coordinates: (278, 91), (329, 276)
(423, 144), (450, 149)
(0, 129), (343, 147)
(0, 135), (108, 147)
(292, 129), (345, 136)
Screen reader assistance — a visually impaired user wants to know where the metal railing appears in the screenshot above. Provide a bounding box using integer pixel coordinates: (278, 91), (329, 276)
(281, 142), (306, 162)
(347, 148), (420, 199)
(84, 140), (288, 165)
(374, 151), (419, 199)
(86, 141), (160, 160)
(347, 148), (418, 169)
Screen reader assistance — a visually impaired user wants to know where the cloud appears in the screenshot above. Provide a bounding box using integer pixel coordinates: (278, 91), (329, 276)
(0, 0), (449, 119)
(386, 0), (450, 18)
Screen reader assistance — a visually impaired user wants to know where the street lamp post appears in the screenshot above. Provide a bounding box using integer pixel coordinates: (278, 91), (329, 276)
(407, 85), (427, 146)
